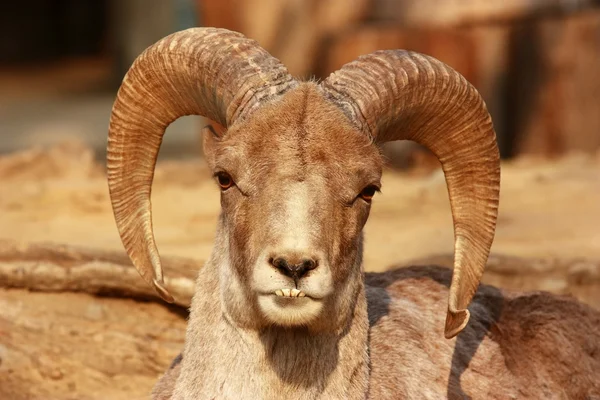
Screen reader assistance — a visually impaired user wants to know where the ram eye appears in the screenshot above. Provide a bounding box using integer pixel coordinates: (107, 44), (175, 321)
(359, 185), (379, 202)
(216, 172), (234, 190)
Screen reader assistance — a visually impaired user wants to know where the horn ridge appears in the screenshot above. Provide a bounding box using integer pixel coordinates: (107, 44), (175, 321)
(321, 50), (500, 338)
(107, 27), (296, 301)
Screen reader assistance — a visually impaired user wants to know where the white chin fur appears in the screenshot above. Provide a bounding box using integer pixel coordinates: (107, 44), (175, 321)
(257, 295), (323, 326)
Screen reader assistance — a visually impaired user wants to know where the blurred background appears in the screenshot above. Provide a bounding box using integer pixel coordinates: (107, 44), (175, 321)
(1, 0), (599, 165)
(1, 2), (600, 399)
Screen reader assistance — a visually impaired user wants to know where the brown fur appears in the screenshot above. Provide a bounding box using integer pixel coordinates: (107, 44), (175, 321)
(152, 355), (183, 400)
(366, 266), (600, 399)
(151, 83), (600, 399)
(155, 267), (600, 399)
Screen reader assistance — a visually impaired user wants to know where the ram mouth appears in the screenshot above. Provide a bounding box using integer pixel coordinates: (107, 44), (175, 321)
(274, 288), (306, 298)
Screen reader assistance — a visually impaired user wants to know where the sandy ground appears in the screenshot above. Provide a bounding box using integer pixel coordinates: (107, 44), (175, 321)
(1, 141), (599, 399)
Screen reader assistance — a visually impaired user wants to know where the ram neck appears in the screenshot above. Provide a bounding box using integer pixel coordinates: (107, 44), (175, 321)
(172, 259), (370, 400)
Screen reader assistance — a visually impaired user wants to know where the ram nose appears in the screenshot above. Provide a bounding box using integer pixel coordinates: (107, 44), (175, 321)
(270, 254), (318, 280)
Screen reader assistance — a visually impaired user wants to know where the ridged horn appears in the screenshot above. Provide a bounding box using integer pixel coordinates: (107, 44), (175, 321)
(107, 27), (297, 302)
(321, 50), (500, 338)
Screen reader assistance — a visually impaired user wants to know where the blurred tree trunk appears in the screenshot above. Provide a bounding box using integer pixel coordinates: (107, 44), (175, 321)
(368, 0), (593, 27)
(507, 9), (600, 156)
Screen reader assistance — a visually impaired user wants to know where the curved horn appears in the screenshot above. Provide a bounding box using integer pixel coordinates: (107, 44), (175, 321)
(321, 51), (500, 338)
(107, 28), (297, 302)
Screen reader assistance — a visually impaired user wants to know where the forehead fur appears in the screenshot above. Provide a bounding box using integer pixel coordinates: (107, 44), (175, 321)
(218, 82), (383, 182)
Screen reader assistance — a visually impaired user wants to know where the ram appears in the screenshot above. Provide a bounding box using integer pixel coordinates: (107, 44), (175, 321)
(107, 28), (600, 399)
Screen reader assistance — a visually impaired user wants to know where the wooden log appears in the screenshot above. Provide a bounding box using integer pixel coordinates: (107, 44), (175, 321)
(0, 239), (199, 307)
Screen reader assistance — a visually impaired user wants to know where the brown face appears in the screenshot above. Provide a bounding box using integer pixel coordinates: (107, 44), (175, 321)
(203, 84), (383, 330)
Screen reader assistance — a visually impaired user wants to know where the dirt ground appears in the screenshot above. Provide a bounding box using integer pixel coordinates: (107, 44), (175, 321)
(1, 141), (599, 399)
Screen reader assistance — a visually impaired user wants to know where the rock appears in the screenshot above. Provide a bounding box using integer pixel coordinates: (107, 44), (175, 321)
(0, 288), (186, 400)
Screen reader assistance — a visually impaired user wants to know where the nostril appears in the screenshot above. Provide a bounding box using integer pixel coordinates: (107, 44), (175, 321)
(271, 257), (289, 272)
(270, 255), (318, 279)
(301, 259), (317, 271)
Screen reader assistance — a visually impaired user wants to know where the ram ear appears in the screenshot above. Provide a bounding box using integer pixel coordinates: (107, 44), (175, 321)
(201, 122), (226, 166)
